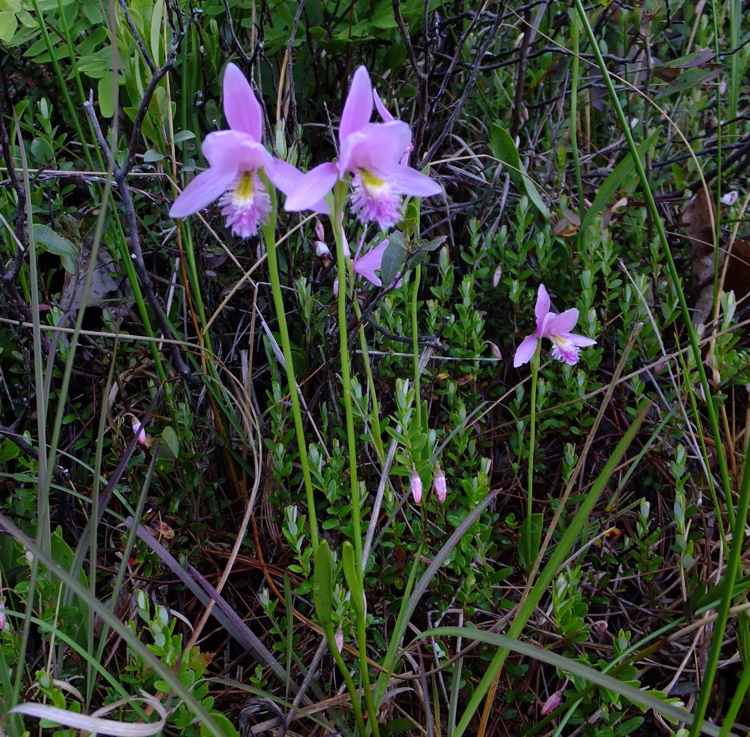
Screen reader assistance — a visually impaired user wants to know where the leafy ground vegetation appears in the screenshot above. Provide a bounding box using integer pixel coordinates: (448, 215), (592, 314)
(1, 1), (750, 735)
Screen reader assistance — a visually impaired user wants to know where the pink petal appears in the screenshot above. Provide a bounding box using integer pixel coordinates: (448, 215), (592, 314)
(340, 121), (411, 175)
(568, 333), (596, 347)
(353, 239), (388, 286)
(202, 130), (257, 168)
(513, 335), (538, 368)
(534, 284), (551, 327)
(284, 162), (339, 212)
(373, 88), (395, 122)
(169, 166), (236, 218)
(223, 63), (263, 141)
(340, 66), (373, 142)
(268, 159), (330, 214)
(390, 166), (441, 197)
(545, 308), (579, 336)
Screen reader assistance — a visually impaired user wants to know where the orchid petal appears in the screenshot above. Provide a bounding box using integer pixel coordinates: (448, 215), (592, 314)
(534, 284), (551, 327)
(284, 162), (339, 212)
(353, 239), (388, 286)
(268, 159), (330, 214)
(202, 130), (261, 168)
(546, 308), (579, 336)
(373, 88), (395, 122)
(390, 166), (442, 197)
(340, 66), (373, 141)
(169, 166), (236, 218)
(223, 63), (263, 141)
(513, 335), (538, 367)
(568, 333), (597, 347)
(340, 121), (411, 175)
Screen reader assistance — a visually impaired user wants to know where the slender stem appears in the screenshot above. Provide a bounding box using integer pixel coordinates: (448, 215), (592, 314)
(411, 264), (422, 432)
(326, 626), (366, 735)
(569, 9), (584, 230)
(719, 661), (750, 737)
(527, 342), (540, 520)
(330, 186), (380, 736)
(330, 183), (362, 563)
(689, 451), (750, 737)
(574, 0), (734, 527)
(352, 298), (385, 463)
(261, 185), (319, 549)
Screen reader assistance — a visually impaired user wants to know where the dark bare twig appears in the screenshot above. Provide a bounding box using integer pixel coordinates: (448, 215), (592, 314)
(118, 0), (157, 74)
(82, 44), (193, 381)
(421, 7), (504, 167)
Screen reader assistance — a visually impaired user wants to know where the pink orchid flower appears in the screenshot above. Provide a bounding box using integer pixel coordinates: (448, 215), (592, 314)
(170, 64), (322, 238)
(284, 66), (441, 229)
(333, 236), (389, 295)
(513, 284), (596, 367)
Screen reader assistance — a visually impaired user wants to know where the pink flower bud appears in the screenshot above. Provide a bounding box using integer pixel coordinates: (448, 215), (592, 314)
(0, 605), (5, 631)
(410, 469), (422, 504)
(315, 219), (325, 242)
(541, 689), (564, 715)
(315, 240), (331, 259)
(492, 264), (503, 288)
(433, 470), (447, 503)
(335, 628), (344, 653)
(131, 416), (149, 447)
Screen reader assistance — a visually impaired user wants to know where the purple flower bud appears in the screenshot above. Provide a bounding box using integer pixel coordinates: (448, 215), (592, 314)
(315, 218), (325, 242)
(0, 604), (6, 631)
(410, 469), (422, 504)
(541, 689), (564, 715)
(335, 627), (344, 653)
(434, 469), (447, 504)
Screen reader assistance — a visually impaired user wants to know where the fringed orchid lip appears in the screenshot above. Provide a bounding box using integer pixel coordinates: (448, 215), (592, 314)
(513, 284), (596, 368)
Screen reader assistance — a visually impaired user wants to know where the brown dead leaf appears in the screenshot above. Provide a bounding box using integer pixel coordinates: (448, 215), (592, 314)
(553, 207), (580, 238)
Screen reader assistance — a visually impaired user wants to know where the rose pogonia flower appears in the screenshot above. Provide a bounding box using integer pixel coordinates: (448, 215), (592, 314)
(513, 284), (596, 367)
(284, 66), (441, 229)
(169, 64), (322, 237)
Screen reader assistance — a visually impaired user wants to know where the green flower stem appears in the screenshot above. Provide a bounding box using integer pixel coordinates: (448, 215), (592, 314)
(527, 341), (541, 520)
(569, 9), (584, 230)
(411, 264), (422, 432)
(330, 185), (380, 737)
(352, 298), (385, 463)
(261, 187), (319, 550)
(331, 183), (363, 564)
(326, 626), (366, 735)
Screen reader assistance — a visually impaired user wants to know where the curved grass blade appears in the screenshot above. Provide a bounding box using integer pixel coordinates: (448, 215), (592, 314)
(423, 626), (732, 737)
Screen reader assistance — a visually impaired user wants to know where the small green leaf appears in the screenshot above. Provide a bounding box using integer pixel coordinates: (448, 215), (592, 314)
(173, 129), (195, 144)
(489, 123), (550, 220)
(32, 224), (77, 273)
(0, 10), (18, 43)
(380, 231), (407, 287)
(341, 541), (364, 617)
(150, 0), (165, 65)
(160, 426), (179, 459)
(143, 149), (165, 163)
(313, 540), (334, 628)
(98, 73), (116, 119)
